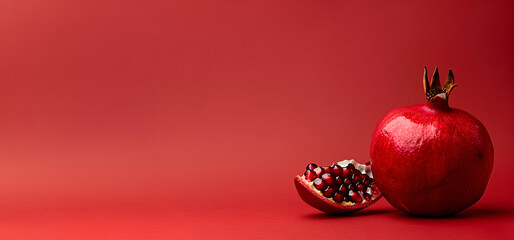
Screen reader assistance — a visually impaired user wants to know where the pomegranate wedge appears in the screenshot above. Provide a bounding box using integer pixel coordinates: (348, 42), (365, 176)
(294, 160), (382, 214)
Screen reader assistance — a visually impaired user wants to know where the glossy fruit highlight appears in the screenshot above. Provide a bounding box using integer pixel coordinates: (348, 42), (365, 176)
(370, 67), (494, 216)
(294, 160), (382, 214)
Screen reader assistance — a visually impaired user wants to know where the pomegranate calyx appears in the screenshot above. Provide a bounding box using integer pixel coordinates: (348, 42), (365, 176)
(443, 69), (458, 97)
(423, 66), (457, 103)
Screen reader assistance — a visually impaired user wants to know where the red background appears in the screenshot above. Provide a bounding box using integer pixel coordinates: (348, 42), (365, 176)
(1, 0), (513, 239)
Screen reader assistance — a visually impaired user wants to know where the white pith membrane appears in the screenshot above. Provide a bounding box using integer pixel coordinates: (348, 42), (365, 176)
(300, 159), (378, 205)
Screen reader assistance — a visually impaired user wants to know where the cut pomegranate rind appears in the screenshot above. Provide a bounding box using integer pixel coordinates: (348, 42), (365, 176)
(294, 160), (382, 214)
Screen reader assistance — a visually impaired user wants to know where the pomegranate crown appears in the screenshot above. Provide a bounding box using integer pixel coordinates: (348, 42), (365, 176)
(423, 67), (458, 102)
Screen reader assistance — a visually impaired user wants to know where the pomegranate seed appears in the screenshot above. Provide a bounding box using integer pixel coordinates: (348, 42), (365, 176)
(363, 180), (371, 186)
(363, 193), (372, 201)
(323, 167), (331, 174)
(349, 184), (356, 191)
(348, 190), (362, 203)
(331, 164), (342, 176)
(304, 170), (316, 181)
(323, 186), (336, 198)
(306, 163), (318, 171)
(338, 185), (347, 194)
(361, 175), (370, 182)
(341, 167), (351, 178)
(343, 178), (351, 185)
(346, 164), (355, 170)
(335, 176), (344, 186)
(343, 196), (349, 202)
(356, 183), (366, 191)
(313, 178), (327, 191)
(321, 173), (334, 185)
(351, 172), (362, 183)
(370, 183), (380, 195)
(333, 192), (344, 203)
(312, 167), (324, 177)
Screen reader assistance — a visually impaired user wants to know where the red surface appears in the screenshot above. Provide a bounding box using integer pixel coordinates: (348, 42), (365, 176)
(0, 0), (513, 239)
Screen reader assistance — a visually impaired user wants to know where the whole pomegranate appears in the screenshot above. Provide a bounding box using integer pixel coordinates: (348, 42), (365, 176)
(370, 67), (493, 216)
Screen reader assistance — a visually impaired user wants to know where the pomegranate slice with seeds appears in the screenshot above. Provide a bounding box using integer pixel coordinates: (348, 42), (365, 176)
(294, 160), (382, 214)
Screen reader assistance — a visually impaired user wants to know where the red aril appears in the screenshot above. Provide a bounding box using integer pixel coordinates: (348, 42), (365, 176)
(294, 160), (382, 214)
(370, 67), (494, 216)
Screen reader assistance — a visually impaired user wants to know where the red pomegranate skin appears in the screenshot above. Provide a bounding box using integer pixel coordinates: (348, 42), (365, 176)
(370, 99), (493, 216)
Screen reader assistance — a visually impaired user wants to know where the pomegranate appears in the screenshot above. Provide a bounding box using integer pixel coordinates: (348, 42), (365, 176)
(294, 160), (382, 214)
(370, 67), (493, 216)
